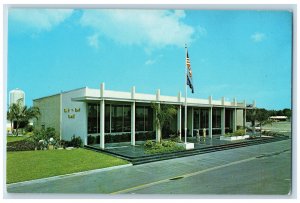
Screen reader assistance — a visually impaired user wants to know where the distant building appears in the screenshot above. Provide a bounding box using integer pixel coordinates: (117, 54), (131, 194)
(7, 88), (26, 133)
(269, 116), (288, 122)
(9, 88), (25, 106)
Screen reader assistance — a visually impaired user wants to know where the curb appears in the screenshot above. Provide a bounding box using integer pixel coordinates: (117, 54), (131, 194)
(7, 163), (133, 188)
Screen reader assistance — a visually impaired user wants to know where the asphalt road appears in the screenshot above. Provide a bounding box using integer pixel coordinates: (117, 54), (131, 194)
(6, 139), (292, 196)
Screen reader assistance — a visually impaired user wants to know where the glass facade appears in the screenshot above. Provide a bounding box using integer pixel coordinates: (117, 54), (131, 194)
(105, 104), (110, 133)
(212, 108), (221, 128)
(135, 106), (153, 131)
(110, 105), (131, 133)
(87, 101), (236, 143)
(87, 103), (154, 144)
(87, 104), (99, 134)
(136, 107), (144, 131)
(225, 109), (233, 133)
(123, 106), (131, 132)
(200, 109), (209, 129)
(193, 109), (200, 129)
(193, 108), (229, 135)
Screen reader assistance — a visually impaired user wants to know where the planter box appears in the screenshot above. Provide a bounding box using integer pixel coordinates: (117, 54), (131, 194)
(220, 135), (250, 141)
(176, 142), (194, 150)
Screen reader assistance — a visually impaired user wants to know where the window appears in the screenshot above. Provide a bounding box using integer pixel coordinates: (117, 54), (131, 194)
(111, 105), (123, 133)
(225, 109), (232, 128)
(87, 104), (99, 133)
(200, 109), (209, 129)
(136, 107), (144, 131)
(145, 107), (153, 131)
(193, 109), (200, 129)
(105, 104), (110, 133)
(212, 108), (221, 128)
(135, 106), (153, 131)
(123, 106), (131, 132)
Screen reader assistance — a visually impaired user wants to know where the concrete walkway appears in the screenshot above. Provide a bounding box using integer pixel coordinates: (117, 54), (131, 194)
(6, 139), (291, 196)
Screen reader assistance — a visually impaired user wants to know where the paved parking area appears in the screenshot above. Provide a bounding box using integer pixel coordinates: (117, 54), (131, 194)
(6, 139), (292, 196)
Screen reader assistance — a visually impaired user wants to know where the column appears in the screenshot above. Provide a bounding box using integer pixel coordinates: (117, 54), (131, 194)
(131, 86), (136, 146)
(100, 83), (105, 149)
(131, 102), (135, 146)
(209, 107), (212, 139)
(156, 89), (161, 142)
(177, 105), (182, 140)
(244, 109), (247, 130)
(156, 103), (161, 142)
(100, 99), (105, 149)
(191, 107), (194, 137)
(221, 107), (225, 136)
(233, 108), (237, 132)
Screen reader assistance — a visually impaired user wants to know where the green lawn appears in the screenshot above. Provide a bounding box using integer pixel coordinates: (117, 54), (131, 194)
(263, 121), (291, 132)
(7, 148), (129, 184)
(7, 136), (28, 143)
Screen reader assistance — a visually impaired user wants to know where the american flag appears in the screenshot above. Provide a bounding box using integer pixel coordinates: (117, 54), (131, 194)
(186, 52), (192, 77)
(186, 48), (194, 93)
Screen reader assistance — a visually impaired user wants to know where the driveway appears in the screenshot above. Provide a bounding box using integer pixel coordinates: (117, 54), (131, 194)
(6, 139), (292, 196)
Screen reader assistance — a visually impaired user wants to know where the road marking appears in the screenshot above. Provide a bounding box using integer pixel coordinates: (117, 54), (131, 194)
(110, 156), (258, 194)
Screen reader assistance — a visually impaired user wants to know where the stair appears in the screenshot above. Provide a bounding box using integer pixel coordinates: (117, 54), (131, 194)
(84, 136), (290, 165)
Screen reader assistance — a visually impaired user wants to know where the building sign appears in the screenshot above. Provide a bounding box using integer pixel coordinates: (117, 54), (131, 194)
(64, 107), (80, 119)
(68, 114), (75, 119)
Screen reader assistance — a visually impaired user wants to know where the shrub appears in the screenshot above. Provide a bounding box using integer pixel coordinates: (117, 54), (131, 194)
(60, 135), (82, 148)
(224, 128), (246, 137)
(144, 140), (155, 148)
(70, 135), (83, 148)
(233, 129), (245, 136)
(24, 125), (34, 133)
(25, 132), (34, 136)
(144, 140), (184, 154)
(7, 139), (35, 151)
(31, 127), (59, 150)
(152, 142), (163, 150)
(161, 140), (176, 148)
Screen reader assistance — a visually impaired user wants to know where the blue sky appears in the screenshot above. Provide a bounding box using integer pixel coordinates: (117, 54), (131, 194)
(7, 9), (292, 110)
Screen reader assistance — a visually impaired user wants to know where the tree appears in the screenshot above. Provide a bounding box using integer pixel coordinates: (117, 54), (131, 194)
(246, 108), (272, 136)
(282, 108), (292, 119)
(151, 103), (177, 143)
(246, 108), (256, 132)
(7, 108), (15, 134)
(7, 99), (40, 136)
(255, 108), (272, 136)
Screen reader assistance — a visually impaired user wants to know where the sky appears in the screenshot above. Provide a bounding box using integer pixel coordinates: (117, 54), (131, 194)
(7, 9), (292, 110)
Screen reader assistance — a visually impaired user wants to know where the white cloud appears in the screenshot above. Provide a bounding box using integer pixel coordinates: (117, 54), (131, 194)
(87, 34), (99, 49)
(145, 59), (155, 65)
(145, 54), (163, 66)
(197, 26), (207, 36)
(79, 9), (196, 48)
(251, 32), (266, 42)
(9, 9), (74, 32)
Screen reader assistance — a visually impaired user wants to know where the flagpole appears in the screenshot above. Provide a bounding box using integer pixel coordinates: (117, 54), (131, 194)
(184, 45), (188, 144)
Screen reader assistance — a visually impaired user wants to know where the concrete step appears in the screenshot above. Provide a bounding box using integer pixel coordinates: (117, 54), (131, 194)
(84, 136), (290, 165)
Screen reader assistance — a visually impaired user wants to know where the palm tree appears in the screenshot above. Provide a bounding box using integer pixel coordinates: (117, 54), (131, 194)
(7, 107), (15, 134)
(255, 108), (272, 136)
(151, 103), (177, 143)
(246, 108), (257, 134)
(247, 108), (272, 137)
(7, 99), (40, 136)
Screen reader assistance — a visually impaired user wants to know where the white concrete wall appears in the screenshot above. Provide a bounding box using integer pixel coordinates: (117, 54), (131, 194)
(83, 87), (246, 108)
(33, 94), (61, 138)
(61, 88), (88, 144)
(236, 109), (244, 127)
